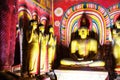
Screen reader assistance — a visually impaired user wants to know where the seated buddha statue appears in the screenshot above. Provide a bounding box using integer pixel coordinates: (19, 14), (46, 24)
(71, 27), (97, 60)
(61, 13), (105, 67)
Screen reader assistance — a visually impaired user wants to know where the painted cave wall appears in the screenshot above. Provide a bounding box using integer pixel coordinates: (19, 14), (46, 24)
(53, 0), (120, 47)
(0, 0), (120, 70)
(0, 0), (18, 70)
(18, 0), (52, 24)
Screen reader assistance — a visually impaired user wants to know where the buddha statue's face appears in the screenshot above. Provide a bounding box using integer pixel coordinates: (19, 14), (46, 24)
(41, 19), (47, 26)
(78, 27), (89, 39)
(32, 15), (38, 21)
(115, 20), (120, 29)
(31, 21), (37, 30)
(39, 26), (45, 33)
(49, 27), (54, 34)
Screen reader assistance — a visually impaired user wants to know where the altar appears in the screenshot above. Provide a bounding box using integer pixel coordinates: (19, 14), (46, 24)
(54, 65), (108, 80)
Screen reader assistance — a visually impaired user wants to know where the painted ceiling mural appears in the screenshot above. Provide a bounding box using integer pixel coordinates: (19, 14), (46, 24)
(18, 0), (52, 24)
(54, 0), (120, 47)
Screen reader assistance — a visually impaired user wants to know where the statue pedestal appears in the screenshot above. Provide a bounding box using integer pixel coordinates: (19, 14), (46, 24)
(54, 66), (108, 80)
(55, 70), (108, 80)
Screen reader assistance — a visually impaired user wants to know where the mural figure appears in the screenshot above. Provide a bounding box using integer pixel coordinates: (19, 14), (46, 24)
(40, 0), (46, 6)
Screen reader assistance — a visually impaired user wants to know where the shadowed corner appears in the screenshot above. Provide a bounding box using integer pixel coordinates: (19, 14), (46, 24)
(0, 71), (21, 80)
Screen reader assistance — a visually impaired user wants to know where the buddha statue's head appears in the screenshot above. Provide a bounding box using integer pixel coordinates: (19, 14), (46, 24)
(38, 23), (45, 33)
(78, 13), (90, 39)
(30, 20), (38, 30)
(78, 26), (89, 39)
(32, 11), (38, 21)
(40, 15), (48, 26)
(48, 25), (54, 34)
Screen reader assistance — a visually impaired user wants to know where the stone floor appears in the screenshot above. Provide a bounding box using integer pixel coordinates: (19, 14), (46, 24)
(0, 71), (38, 80)
(0, 65), (51, 80)
(1, 70), (120, 80)
(0, 65), (120, 80)
(0, 71), (52, 80)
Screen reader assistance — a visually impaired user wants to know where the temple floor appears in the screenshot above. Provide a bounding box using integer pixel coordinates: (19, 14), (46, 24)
(1, 64), (120, 80)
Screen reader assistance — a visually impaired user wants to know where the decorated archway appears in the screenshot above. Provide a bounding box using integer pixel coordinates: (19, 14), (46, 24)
(108, 3), (120, 25)
(60, 2), (112, 46)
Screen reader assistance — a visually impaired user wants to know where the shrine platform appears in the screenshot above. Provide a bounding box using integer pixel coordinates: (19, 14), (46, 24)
(1, 64), (120, 80)
(54, 65), (108, 80)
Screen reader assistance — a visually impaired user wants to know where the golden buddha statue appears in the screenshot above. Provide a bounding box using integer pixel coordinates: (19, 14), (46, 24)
(47, 25), (57, 70)
(71, 27), (97, 60)
(61, 26), (105, 67)
(112, 16), (120, 66)
(61, 13), (105, 67)
(38, 23), (49, 74)
(26, 20), (39, 77)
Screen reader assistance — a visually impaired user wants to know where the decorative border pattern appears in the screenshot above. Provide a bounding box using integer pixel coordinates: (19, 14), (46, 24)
(60, 2), (112, 46)
(108, 3), (120, 26)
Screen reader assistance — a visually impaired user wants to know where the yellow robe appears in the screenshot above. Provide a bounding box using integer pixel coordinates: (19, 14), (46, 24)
(61, 38), (105, 67)
(40, 34), (49, 74)
(113, 33), (120, 66)
(26, 30), (39, 74)
(48, 34), (56, 70)
(71, 39), (97, 57)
